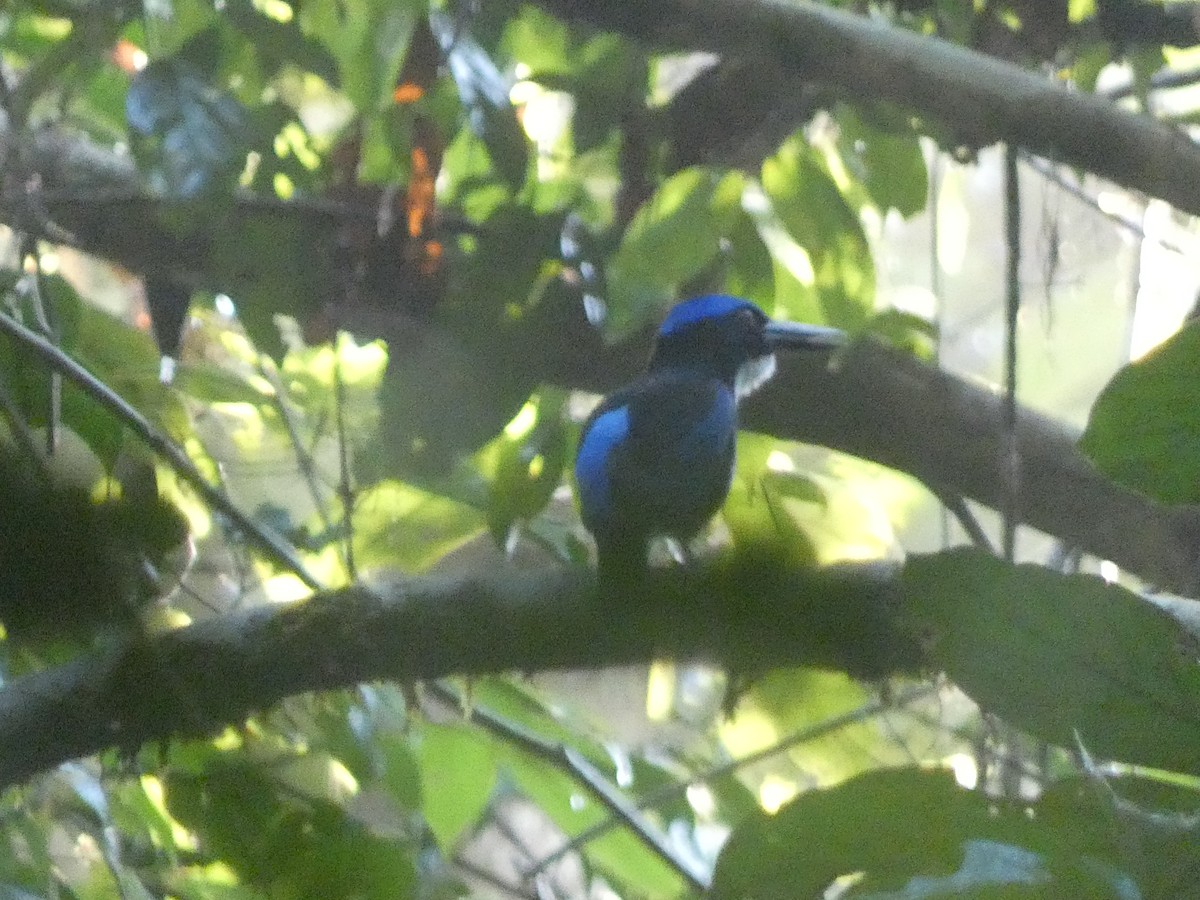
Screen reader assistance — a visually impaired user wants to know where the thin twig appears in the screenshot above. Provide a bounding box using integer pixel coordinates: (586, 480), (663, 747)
(333, 335), (356, 580)
(526, 682), (939, 877)
(428, 682), (710, 894)
(260, 358), (334, 532)
(1102, 63), (1200, 103)
(1001, 144), (1021, 562)
(18, 242), (62, 455)
(0, 311), (322, 590)
(452, 850), (539, 900)
(1019, 152), (1192, 256)
(932, 490), (996, 555)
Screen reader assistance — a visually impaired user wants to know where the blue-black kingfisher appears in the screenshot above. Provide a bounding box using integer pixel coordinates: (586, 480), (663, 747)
(575, 294), (844, 583)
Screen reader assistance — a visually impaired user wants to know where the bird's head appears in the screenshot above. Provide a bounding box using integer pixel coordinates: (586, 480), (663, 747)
(650, 294), (844, 397)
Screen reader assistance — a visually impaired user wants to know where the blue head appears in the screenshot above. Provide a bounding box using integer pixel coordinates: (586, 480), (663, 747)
(651, 294), (843, 397)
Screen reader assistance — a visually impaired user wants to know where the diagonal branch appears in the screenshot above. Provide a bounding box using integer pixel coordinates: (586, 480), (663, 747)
(746, 340), (1200, 596)
(532, 0), (1200, 217)
(427, 681), (711, 893)
(0, 562), (908, 790)
(0, 312), (322, 590)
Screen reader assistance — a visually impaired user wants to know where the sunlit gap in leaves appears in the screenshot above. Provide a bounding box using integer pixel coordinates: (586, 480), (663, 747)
(645, 661), (676, 722)
(946, 751), (980, 789)
(510, 63), (574, 182)
(504, 399), (539, 440)
(742, 181), (816, 288)
(1126, 197), (1200, 359)
(141, 775), (199, 850)
(258, 0), (294, 23)
(757, 774), (799, 815)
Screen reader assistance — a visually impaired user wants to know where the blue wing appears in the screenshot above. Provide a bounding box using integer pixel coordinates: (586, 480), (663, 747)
(575, 373), (737, 543)
(575, 404), (630, 530)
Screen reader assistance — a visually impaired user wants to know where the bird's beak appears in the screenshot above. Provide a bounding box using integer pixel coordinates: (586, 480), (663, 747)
(763, 321), (847, 351)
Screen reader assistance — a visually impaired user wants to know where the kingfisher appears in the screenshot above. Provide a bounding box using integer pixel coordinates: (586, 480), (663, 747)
(575, 294), (844, 583)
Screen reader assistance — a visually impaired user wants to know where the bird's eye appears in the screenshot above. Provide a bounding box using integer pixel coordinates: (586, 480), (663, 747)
(736, 308), (762, 327)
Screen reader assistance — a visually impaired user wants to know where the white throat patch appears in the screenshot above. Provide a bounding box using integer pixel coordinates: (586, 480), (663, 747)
(735, 353), (777, 399)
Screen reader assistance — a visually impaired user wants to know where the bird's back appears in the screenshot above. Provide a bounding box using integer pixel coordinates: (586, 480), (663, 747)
(576, 370), (738, 576)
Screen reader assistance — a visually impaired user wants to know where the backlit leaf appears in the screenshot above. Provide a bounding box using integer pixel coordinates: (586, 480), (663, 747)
(712, 767), (1138, 899)
(1080, 321), (1200, 505)
(761, 135), (874, 330)
(903, 548), (1200, 774)
(606, 167), (746, 338)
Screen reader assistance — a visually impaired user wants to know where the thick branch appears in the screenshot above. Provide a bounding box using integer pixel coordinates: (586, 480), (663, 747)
(748, 342), (1200, 595)
(533, 0), (1200, 217)
(0, 562), (907, 790)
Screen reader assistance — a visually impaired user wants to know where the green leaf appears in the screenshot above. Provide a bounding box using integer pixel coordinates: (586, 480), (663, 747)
(571, 36), (647, 153)
(412, 723), (499, 849)
(1039, 774), (1200, 898)
(173, 363), (273, 406)
(446, 205), (564, 327)
(168, 866), (268, 900)
(304, 0), (418, 113)
(1069, 0), (1097, 24)
(1079, 322), (1200, 505)
(723, 434), (819, 567)
(724, 210), (775, 308)
(760, 135), (874, 330)
(437, 126), (514, 221)
(724, 669), (884, 785)
(69, 302), (192, 457)
(836, 106), (928, 218)
(606, 167), (746, 338)
(902, 548), (1200, 773)
(358, 103), (416, 184)
(0, 278), (188, 469)
(711, 767), (1138, 899)
(484, 393), (568, 544)
(1073, 41), (1112, 93)
(865, 309), (938, 360)
(223, 0), (340, 86)
(499, 6), (572, 74)
(209, 210), (333, 359)
(374, 330), (539, 476)
(166, 756), (418, 900)
(1129, 46), (1165, 107)
(351, 480), (484, 572)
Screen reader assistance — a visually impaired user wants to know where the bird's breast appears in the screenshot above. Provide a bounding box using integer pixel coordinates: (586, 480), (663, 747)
(575, 373), (739, 541)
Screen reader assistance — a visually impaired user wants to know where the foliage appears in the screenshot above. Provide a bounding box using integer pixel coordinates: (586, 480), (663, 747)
(1080, 320), (1200, 505)
(0, 0), (1199, 898)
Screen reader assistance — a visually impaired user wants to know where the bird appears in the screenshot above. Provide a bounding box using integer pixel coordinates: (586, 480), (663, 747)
(574, 294), (844, 584)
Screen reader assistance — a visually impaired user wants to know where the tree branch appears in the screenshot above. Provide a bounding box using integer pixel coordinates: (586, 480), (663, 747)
(0, 562), (908, 790)
(532, 0), (1200, 217)
(747, 340), (1200, 596)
